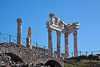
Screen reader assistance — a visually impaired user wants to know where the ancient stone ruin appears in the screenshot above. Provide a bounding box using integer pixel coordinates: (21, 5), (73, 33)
(0, 13), (80, 67)
(46, 13), (80, 59)
(16, 13), (80, 59)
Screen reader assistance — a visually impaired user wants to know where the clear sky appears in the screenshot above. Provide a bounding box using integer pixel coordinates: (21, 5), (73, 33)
(0, 0), (100, 55)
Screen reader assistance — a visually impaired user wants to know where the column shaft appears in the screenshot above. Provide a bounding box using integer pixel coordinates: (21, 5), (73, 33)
(65, 33), (69, 58)
(28, 27), (32, 49)
(28, 27), (32, 45)
(17, 18), (22, 45)
(48, 29), (52, 56)
(26, 37), (30, 49)
(56, 31), (61, 58)
(73, 31), (78, 57)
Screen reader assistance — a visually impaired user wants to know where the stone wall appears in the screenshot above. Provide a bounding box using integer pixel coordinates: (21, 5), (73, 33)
(0, 43), (64, 67)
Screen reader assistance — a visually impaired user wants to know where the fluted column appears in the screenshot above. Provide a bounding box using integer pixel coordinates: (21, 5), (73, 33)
(73, 30), (78, 57)
(65, 33), (69, 58)
(17, 18), (22, 45)
(48, 28), (53, 56)
(56, 31), (61, 58)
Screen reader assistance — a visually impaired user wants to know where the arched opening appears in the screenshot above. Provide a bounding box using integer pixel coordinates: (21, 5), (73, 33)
(5, 53), (23, 63)
(36, 63), (45, 67)
(45, 60), (62, 67)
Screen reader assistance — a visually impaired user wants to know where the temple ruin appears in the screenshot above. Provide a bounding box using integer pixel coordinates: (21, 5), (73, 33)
(46, 13), (80, 58)
(16, 13), (80, 59)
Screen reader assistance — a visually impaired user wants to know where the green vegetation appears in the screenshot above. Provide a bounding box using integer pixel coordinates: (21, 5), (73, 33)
(64, 60), (100, 67)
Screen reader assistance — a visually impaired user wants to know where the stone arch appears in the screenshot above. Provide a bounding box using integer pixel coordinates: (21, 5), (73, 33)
(5, 53), (23, 63)
(45, 60), (62, 67)
(0, 43), (64, 67)
(0, 44), (31, 63)
(36, 63), (45, 67)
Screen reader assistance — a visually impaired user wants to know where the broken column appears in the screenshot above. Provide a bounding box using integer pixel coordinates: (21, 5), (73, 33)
(73, 30), (78, 57)
(56, 31), (61, 58)
(28, 27), (32, 45)
(26, 27), (32, 49)
(48, 28), (53, 56)
(26, 37), (32, 49)
(17, 18), (22, 45)
(65, 33), (69, 58)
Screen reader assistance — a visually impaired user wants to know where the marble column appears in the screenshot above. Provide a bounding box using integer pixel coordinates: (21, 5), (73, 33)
(73, 30), (78, 57)
(48, 28), (53, 56)
(65, 33), (69, 58)
(56, 31), (61, 58)
(17, 18), (22, 45)
(28, 27), (32, 48)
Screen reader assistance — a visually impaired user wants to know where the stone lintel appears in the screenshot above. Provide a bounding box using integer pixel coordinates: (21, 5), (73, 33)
(47, 21), (79, 34)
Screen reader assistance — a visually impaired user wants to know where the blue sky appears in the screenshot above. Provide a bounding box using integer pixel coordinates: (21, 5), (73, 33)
(0, 0), (100, 55)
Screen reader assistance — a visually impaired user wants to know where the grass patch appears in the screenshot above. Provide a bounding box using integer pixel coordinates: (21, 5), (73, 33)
(64, 60), (100, 67)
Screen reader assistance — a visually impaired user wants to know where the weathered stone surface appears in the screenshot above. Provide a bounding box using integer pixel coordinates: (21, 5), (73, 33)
(26, 37), (32, 49)
(17, 18), (22, 45)
(48, 29), (53, 56)
(65, 55), (100, 62)
(28, 27), (32, 49)
(65, 33), (69, 58)
(56, 31), (61, 58)
(46, 13), (80, 58)
(0, 43), (64, 67)
(73, 30), (78, 57)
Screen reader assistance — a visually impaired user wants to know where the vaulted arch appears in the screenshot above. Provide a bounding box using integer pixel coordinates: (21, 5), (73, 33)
(45, 60), (62, 67)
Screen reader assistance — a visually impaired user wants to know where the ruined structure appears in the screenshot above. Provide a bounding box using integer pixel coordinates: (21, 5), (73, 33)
(0, 13), (80, 67)
(0, 43), (64, 67)
(46, 13), (80, 58)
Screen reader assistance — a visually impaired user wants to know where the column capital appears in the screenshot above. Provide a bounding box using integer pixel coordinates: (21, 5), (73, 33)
(28, 27), (32, 34)
(73, 30), (78, 36)
(17, 18), (23, 23)
(49, 13), (55, 17)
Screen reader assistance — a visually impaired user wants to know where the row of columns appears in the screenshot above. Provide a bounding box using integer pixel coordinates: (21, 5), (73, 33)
(48, 28), (78, 58)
